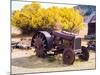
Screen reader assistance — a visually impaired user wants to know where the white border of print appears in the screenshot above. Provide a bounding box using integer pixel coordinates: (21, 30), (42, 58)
(0, 0), (98, 75)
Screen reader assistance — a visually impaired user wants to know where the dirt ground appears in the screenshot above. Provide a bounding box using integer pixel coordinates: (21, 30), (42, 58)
(11, 37), (96, 74)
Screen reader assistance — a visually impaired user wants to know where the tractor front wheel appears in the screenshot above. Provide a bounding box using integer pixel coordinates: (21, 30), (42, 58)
(63, 49), (75, 65)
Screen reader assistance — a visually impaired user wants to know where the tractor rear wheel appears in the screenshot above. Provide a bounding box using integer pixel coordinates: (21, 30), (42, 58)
(32, 32), (48, 58)
(79, 46), (89, 61)
(63, 49), (75, 65)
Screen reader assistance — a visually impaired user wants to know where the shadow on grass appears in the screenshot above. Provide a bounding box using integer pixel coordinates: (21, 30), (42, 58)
(12, 55), (69, 69)
(12, 53), (91, 69)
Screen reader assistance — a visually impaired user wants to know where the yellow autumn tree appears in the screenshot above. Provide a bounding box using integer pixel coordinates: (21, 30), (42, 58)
(12, 2), (85, 33)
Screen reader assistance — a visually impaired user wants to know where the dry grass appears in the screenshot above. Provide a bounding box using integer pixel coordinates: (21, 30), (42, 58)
(11, 36), (96, 74)
(11, 48), (95, 74)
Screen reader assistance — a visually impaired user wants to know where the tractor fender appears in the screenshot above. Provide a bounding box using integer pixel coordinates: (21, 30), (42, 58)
(31, 31), (53, 50)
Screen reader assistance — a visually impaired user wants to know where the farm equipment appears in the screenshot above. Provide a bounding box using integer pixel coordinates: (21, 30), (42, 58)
(31, 30), (89, 65)
(85, 34), (96, 51)
(86, 13), (96, 51)
(85, 19), (96, 51)
(11, 38), (31, 49)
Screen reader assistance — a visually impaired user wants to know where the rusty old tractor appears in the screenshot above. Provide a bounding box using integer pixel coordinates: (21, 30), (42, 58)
(31, 30), (89, 65)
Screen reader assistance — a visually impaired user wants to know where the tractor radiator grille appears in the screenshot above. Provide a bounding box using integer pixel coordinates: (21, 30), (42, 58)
(74, 38), (81, 50)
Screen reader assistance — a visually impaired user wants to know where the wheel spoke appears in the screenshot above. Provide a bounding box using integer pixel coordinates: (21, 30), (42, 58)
(32, 33), (47, 58)
(63, 49), (75, 65)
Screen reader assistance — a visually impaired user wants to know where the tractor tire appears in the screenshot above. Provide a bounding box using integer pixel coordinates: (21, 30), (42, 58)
(63, 49), (75, 65)
(79, 46), (89, 61)
(31, 32), (48, 58)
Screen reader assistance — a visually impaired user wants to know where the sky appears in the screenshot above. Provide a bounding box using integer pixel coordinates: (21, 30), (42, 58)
(12, 0), (96, 5)
(12, 1), (77, 11)
(12, 0), (96, 11)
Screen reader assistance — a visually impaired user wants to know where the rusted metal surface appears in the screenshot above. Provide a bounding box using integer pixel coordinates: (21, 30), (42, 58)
(63, 48), (75, 65)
